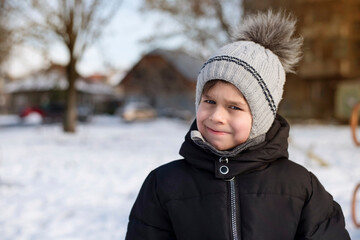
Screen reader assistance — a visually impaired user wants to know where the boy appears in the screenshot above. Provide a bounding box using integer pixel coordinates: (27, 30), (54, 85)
(126, 10), (350, 240)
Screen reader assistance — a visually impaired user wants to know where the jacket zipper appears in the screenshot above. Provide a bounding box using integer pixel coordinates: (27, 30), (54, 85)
(229, 177), (239, 240)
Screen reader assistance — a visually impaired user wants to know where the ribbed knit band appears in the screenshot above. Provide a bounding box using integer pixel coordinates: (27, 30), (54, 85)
(196, 41), (286, 139)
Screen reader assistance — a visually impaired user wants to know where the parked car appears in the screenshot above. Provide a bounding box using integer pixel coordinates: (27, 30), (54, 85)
(19, 103), (93, 123)
(120, 101), (157, 122)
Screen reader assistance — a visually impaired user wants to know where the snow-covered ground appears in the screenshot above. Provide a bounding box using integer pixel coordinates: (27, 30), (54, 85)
(0, 115), (359, 239)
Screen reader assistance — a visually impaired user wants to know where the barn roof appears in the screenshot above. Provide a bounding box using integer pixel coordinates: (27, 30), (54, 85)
(148, 49), (203, 81)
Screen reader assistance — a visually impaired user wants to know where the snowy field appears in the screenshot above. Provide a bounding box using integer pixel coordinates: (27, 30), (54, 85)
(0, 115), (359, 239)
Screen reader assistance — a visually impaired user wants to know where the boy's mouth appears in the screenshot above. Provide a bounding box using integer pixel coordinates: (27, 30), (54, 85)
(206, 126), (228, 135)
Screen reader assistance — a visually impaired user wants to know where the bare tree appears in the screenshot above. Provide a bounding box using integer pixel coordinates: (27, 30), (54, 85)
(12, 0), (121, 132)
(141, 0), (242, 59)
(0, 0), (13, 73)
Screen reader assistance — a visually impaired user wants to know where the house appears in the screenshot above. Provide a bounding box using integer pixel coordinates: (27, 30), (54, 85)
(118, 49), (203, 120)
(243, 0), (360, 121)
(4, 64), (116, 117)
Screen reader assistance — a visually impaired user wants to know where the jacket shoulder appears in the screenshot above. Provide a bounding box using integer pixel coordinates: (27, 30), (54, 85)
(242, 158), (314, 201)
(271, 158), (312, 181)
(153, 159), (193, 182)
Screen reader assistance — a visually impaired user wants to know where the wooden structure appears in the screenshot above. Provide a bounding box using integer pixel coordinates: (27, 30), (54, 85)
(119, 49), (203, 117)
(243, 0), (360, 121)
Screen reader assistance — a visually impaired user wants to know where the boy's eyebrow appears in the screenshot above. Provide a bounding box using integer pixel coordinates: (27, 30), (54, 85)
(223, 93), (248, 106)
(202, 93), (248, 106)
(227, 99), (248, 106)
(202, 93), (212, 99)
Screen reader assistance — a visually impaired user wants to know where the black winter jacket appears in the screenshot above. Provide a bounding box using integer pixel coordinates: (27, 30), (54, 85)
(126, 115), (350, 240)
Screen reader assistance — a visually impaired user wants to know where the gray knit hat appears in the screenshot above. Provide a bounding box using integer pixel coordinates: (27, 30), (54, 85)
(196, 10), (303, 140)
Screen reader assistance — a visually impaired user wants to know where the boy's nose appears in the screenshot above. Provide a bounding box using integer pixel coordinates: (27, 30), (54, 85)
(209, 107), (226, 123)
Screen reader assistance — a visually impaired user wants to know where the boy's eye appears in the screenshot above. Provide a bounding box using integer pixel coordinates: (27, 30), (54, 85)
(204, 100), (216, 104)
(229, 105), (241, 111)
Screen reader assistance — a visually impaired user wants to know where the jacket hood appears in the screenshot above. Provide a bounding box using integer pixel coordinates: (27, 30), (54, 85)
(179, 114), (290, 179)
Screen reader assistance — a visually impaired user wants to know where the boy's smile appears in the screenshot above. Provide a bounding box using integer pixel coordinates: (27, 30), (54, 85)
(196, 81), (252, 151)
(206, 127), (229, 135)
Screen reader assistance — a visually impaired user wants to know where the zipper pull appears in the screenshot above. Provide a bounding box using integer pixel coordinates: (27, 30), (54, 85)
(219, 156), (229, 175)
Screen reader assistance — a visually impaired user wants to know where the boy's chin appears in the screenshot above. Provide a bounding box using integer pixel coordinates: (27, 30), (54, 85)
(209, 138), (248, 151)
(209, 141), (235, 151)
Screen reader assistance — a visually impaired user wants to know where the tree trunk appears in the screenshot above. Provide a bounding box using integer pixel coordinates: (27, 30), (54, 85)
(63, 57), (77, 133)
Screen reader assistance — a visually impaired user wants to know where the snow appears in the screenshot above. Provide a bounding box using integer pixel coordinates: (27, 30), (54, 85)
(0, 115), (359, 239)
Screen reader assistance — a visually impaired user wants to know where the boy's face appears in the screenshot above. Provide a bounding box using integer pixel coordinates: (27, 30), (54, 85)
(196, 81), (252, 151)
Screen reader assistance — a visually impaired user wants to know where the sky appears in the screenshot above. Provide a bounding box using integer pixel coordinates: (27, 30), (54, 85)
(6, 0), (173, 78)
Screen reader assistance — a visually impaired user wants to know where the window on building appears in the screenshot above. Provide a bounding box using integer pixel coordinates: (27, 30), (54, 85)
(353, 56), (360, 73)
(353, 41), (360, 52)
(303, 39), (315, 63)
(352, 21), (360, 34)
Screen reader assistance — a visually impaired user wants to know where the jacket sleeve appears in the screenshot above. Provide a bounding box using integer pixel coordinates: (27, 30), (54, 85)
(295, 172), (350, 240)
(125, 170), (175, 240)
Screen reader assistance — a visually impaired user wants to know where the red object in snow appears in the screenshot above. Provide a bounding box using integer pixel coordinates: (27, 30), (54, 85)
(19, 107), (45, 118)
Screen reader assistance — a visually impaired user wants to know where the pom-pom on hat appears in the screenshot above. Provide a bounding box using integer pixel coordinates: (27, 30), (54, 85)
(196, 10), (303, 140)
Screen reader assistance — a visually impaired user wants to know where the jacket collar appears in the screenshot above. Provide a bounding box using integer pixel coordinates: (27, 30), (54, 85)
(179, 114), (290, 179)
(190, 130), (266, 158)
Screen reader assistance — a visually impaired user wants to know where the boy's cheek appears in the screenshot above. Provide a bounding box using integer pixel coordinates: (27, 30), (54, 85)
(195, 115), (202, 130)
(195, 115), (206, 134)
(196, 107), (208, 124)
(196, 104), (205, 119)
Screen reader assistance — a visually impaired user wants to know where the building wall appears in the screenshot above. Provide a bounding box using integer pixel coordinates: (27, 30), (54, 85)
(121, 55), (196, 114)
(8, 90), (105, 114)
(243, 0), (360, 120)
